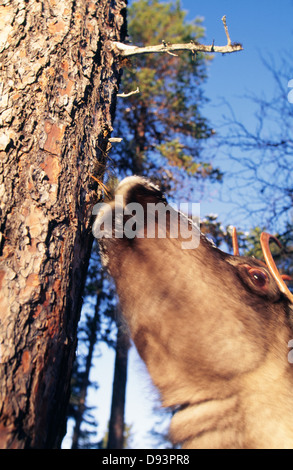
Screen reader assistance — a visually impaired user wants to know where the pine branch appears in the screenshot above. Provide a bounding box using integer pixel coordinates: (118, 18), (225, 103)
(112, 16), (243, 57)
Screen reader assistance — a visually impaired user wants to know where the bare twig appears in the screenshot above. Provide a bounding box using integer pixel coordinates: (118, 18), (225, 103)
(113, 40), (242, 56)
(162, 40), (178, 57)
(166, 50), (178, 57)
(89, 174), (110, 196)
(112, 16), (242, 58)
(108, 137), (123, 143)
(117, 87), (140, 98)
(221, 15), (231, 46)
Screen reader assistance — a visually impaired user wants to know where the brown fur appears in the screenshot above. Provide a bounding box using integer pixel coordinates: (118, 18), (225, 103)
(94, 176), (293, 449)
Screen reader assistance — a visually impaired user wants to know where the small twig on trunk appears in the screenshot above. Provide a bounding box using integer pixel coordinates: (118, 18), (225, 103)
(117, 87), (140, 98)
(112, 16), (242, 58)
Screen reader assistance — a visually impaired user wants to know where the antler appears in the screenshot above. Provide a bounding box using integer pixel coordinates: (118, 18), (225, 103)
(260, 232), (293, 303)
(232, 227), (240, 256)
(282, 274), (293, 282)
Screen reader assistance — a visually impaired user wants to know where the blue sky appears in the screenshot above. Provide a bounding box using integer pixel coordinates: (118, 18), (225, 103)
(63, 0), (293, 449)
(183, 0), (293, 230)
(186, 0), (293, 116)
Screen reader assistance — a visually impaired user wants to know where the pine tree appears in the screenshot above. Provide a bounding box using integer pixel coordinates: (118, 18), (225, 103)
(110, 0), (222, 193)
(0, 0), (126, 448)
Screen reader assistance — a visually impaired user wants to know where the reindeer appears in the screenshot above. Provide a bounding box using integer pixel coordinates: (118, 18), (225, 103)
(93, 176), (293, 449)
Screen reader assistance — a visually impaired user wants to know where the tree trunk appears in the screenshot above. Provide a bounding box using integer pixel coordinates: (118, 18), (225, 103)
(0, 0), (127, 449)
(107, 320), (130, 449)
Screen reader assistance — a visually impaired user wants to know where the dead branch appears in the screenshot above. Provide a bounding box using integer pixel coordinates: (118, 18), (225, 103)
(112, 16), (243, 58)
(117, 87), (140, 98)
(221, 15), (231, 46)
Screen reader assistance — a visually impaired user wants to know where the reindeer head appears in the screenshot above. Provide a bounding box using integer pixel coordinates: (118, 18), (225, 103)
(93, 176), (293, 449)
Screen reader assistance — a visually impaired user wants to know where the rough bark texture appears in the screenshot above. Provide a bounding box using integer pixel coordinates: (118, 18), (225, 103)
(0, 0), (127, 448)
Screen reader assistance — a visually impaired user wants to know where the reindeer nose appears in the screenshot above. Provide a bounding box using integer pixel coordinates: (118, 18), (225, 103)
(114, 176), (166, 209)
(115, 176), (150, 198)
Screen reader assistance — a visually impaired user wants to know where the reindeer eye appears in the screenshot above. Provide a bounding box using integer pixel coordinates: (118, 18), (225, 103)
(247, 268), (268, 288)
(237, 263), (279, 300)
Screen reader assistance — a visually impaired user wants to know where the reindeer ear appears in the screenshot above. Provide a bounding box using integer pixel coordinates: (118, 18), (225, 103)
(236, 263), (281, 301)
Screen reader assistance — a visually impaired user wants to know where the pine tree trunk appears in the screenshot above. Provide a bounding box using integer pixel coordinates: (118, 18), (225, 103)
(0, 0), (126, 449)
(107, 320), (130, 449)
(71, 279), (103, 449)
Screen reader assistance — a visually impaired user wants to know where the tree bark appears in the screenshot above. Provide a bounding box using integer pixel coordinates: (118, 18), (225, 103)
(0, 0), (127, 449)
